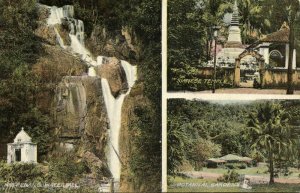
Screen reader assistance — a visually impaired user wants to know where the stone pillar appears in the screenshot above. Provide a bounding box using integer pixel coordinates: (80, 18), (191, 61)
(259, 59), (265, 88)
(292, 49), (296, 69)
(234, 58), (240, 87)
(7, 145), (12, 164)
(285, 44), (289, 69)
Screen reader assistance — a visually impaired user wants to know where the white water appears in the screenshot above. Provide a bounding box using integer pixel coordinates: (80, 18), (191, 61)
(47, 6), (96, 67)
(101, 62), (137, 181)
(47, 4), (137, 182)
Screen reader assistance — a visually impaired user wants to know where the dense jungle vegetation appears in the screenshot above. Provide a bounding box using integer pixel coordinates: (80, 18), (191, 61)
(0, 0), (161, 191)
(168, 0), (300, 91)
(167, 99), (300, 183)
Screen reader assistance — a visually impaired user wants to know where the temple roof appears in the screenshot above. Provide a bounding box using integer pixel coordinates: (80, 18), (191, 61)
(260, 23), (290, 43)
(14, 127), (32, 143)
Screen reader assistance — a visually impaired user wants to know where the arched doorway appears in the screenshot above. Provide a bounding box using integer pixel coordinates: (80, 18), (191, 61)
(234, 50), (265, 87)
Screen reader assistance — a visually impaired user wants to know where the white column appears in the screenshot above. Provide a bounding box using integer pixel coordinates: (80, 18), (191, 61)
(7, 145), (11, 164)
(264, 48), (269, 64)
(285, 44), (289, 69)
(21, 145), (27, 162)
(292, 49), (296, 69)
(34, 145), (38, 163)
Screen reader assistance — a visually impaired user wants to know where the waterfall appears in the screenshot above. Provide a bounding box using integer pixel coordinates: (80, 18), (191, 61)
(101, 63), (137, 181)
(46, 4), (137, 183)
(47, 5), (96, 67)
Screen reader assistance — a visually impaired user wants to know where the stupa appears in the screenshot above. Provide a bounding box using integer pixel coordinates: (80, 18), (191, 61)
(215, 1), (250, 66)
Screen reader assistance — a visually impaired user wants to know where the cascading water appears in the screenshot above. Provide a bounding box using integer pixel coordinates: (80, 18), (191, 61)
(46, 4), (137, 184)
(101, 61), (137, 181)
(47, 5), (96, 68)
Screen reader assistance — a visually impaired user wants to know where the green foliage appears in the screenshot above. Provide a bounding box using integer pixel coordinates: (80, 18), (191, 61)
(0, 161), (44, 183)
(48, 155), (88, 183)
(167, 0), (206, 91)
(188, 138), (221, 170)
(168, 99), (300, 181)
(0, 0), (49, 157)
(246, 101), (299, 183)
(167, 116), (191, 176)
(225, 163), (247, 170)
(217, 170), (240, 183)
(129, 104), (161, 191)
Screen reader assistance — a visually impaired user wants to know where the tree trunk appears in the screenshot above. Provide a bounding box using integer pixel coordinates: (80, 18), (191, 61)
(269, 151), (275, 184)
(287, 20), (295, 94)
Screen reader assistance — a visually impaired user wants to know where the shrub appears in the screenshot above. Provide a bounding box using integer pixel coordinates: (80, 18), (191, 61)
(225, 163), (235, 169)
(217, 170), (240, 183)
(0, 161), (44, 182)
(225, 163), (247, 169)
(48, 154), (88, 182)
(238, 163), (247, 169)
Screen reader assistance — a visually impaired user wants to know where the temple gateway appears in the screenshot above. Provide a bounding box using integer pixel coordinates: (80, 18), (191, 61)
(206, 0), (299, 88)
(7, 128), (37, 164)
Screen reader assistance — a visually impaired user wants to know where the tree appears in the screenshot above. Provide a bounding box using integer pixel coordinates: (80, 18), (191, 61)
(188, 138), (221, 170)
(286, 0), (300, 94)
(167, 116), (191, 176)
(246, 102), (297, 184)
(167, 0), (207, 91)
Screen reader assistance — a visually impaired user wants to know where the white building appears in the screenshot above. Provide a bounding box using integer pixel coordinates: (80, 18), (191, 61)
(7, 127), (37, 164)
(254, 22), (297, 69)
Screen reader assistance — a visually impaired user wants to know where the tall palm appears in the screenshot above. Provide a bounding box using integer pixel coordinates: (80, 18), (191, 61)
(238, 0), (268, 44)
(246, 102), (297, 184)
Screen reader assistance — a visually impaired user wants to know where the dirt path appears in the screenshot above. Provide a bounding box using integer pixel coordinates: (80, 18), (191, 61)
(182, 171), (300, 184)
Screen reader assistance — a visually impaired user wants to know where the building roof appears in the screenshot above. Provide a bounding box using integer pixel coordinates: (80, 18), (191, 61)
(14, 127), (32, 143)
(207, 158), (226, 163)
(220, 154), (243, 161)
(260, 23), (290, 43)
(240, 157), (253, 161)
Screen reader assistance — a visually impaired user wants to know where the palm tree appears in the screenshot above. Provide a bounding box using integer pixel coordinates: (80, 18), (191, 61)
(238, 0), (268, 44)
(246, 102), (297, 184)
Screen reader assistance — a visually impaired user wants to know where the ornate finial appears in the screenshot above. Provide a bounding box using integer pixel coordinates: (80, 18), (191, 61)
(280, 22), (290, 30)
(233, 0), (238, 11)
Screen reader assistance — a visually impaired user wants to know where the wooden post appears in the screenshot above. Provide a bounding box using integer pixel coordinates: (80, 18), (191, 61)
(234, 58), (240, 87)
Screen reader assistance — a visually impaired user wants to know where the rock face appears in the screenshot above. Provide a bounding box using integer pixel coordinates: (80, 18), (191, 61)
(53, 76), (109, 158)
(86, 25), (141, 62)
(95, 57), (128, 97)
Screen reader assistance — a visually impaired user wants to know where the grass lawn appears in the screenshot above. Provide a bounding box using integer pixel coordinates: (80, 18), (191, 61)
(168, 176), (300, 192)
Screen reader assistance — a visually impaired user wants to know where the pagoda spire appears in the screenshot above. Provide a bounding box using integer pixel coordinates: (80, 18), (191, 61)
(225, 0), (243, 48)
(231, 0), (239, 27)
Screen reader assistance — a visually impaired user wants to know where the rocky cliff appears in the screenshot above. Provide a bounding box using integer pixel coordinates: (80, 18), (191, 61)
(32, 3), (142, 187)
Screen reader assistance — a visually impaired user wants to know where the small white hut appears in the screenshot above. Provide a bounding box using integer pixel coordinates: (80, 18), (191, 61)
(7, 127), (37, 164)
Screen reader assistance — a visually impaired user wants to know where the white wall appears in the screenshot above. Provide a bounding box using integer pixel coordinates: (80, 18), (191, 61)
(7, 143), (37, 164)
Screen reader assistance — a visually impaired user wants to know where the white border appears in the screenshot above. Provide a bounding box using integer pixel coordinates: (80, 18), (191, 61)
(161, 0), (167, 192)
